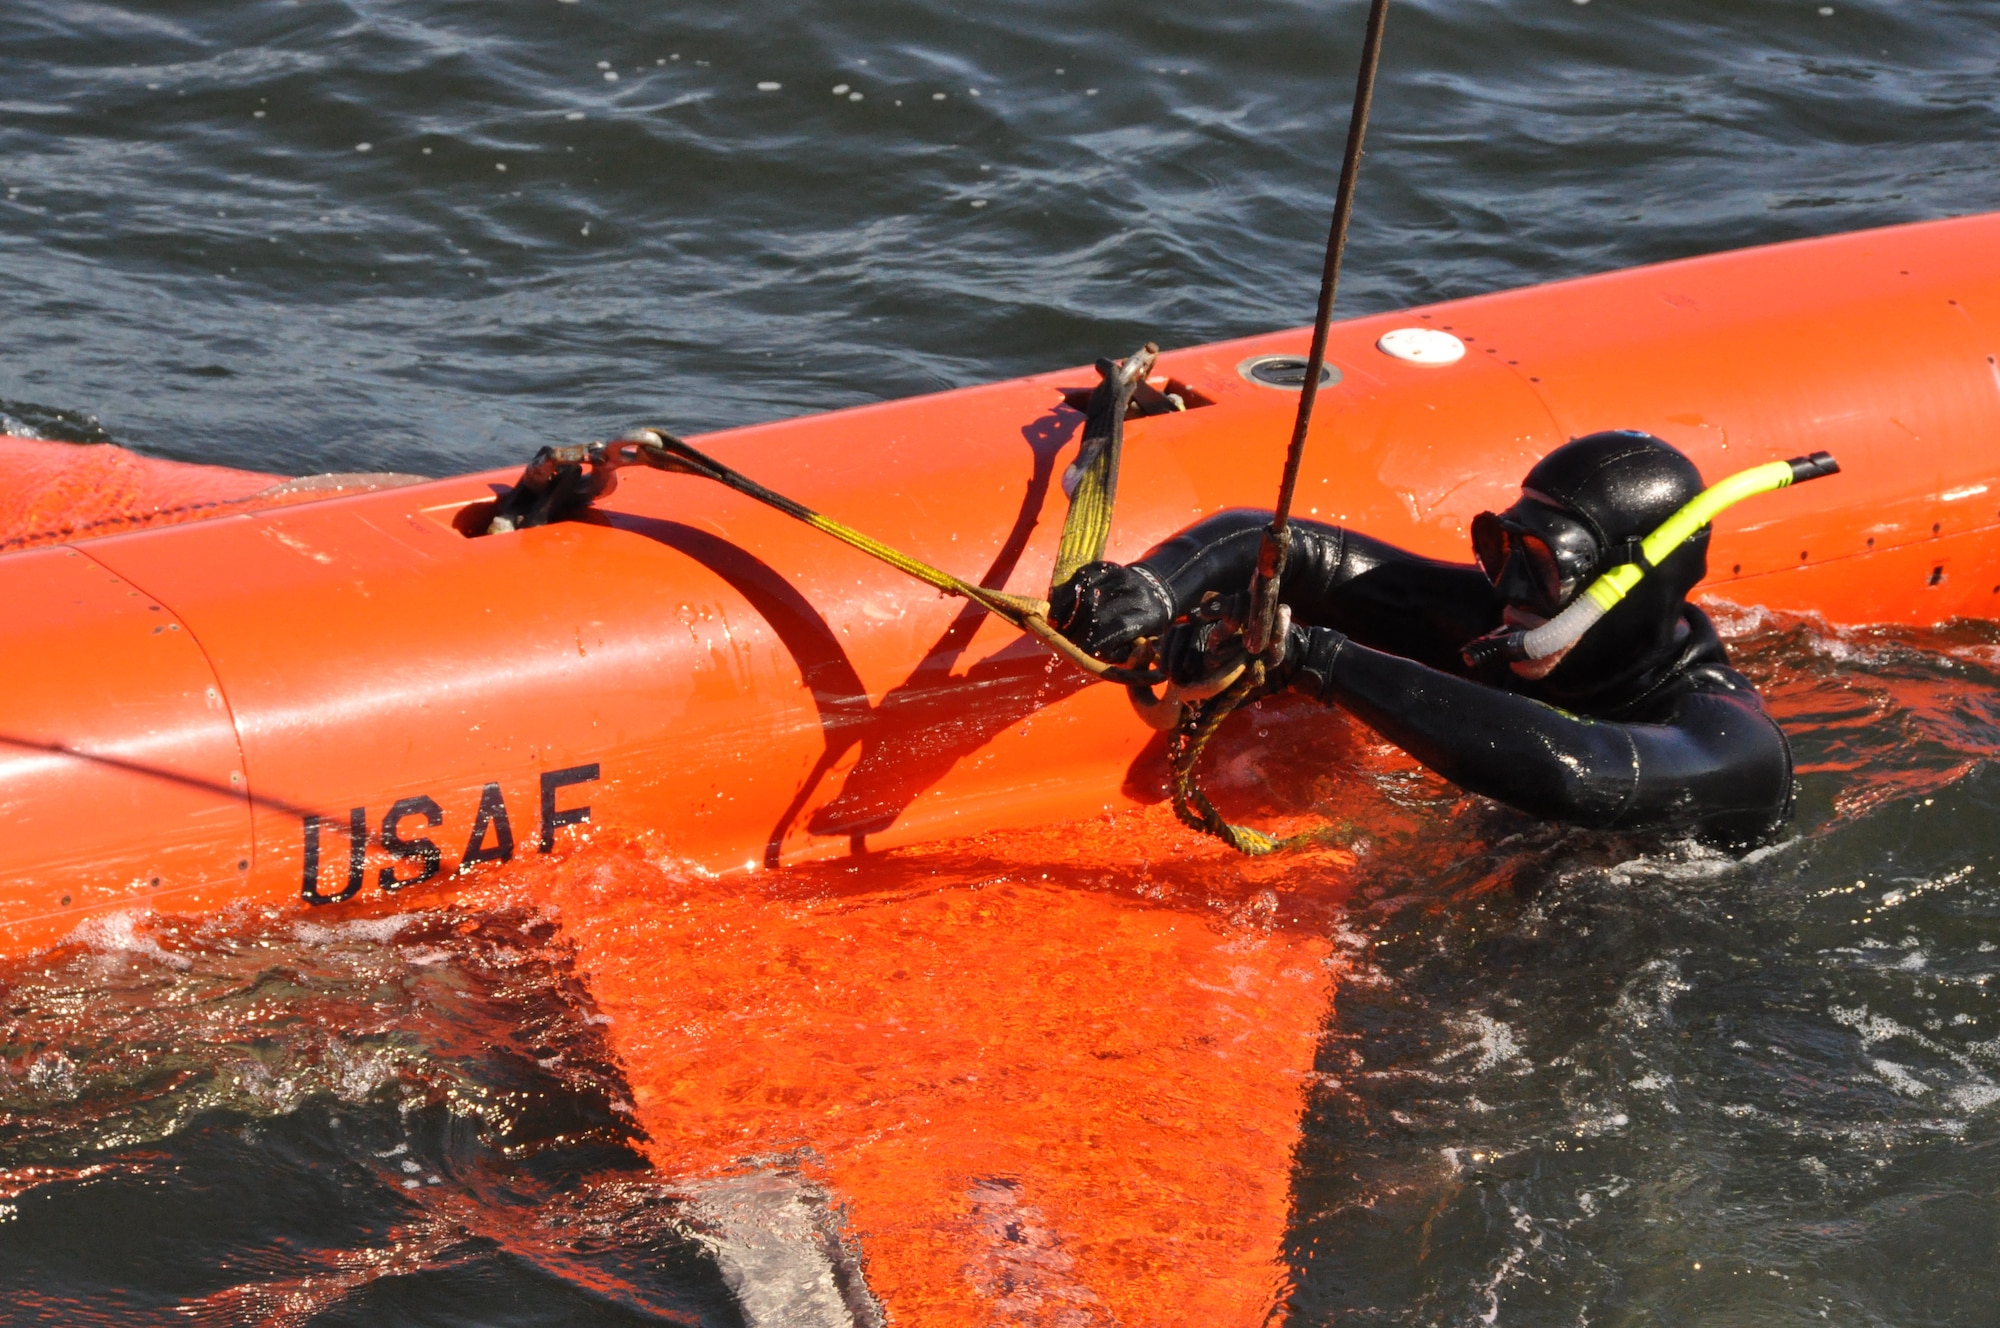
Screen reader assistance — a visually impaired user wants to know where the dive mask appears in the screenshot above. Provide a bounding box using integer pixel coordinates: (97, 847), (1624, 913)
(1470, 499), (1603, 617)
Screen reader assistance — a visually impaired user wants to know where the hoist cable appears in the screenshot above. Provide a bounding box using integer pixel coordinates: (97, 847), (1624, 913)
(1170, 0), (1392, 856)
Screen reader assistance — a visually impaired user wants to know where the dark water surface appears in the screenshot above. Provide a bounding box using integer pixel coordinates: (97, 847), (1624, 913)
(5, 0), (2000, 1323)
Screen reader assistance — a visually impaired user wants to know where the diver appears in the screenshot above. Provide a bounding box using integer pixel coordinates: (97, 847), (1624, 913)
(1049, 431), (1796, 851)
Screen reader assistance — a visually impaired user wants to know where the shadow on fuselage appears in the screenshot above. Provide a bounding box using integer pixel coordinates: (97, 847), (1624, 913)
(601, 406), (1096, 866)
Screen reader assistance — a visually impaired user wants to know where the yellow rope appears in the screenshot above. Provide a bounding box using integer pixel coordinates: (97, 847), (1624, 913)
(1051, 452), (1117, 589)
(1163, 662), (1336, 856)
(618, 432), (1159, 686)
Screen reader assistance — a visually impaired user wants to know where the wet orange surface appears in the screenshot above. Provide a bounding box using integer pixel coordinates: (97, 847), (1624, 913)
(465, 804), (1358, 1326)
(0, 434), (1365, 1325)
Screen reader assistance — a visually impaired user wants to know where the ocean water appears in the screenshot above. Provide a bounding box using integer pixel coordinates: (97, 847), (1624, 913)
(3, 0), (2000, 1323)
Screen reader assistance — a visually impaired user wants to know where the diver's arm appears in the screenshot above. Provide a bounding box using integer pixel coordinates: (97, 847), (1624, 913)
(1130, 509), (1268, 611)
(1053, 509), (1498, 666)
(1133, 511), (1500, 673)
(1136, 509), (1396, 613)
(1052, 510), (1336, 661)
(1292, 632), (1792, 848)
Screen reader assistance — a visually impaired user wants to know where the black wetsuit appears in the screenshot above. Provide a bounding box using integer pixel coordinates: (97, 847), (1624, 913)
(1133, 510), (1795, 851)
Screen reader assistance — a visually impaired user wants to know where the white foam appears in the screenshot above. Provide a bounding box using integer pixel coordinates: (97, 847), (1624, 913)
(292, 914), (414, 946)
(1438, 1013), (1524, 1074)
(1602, 843), (1739, 888)
(683, 1169), (882, 1326)
(1870, 1058), (1932, 1098)
(1611, 957), (1691, 1030)
(1832, 1004), (1923, 1048)
(328, 1043), (399, 1101)
(1700, 598), (1775, 639)
(26, 1050), (78, 1097)
(1473, 1202), (1545, 1325)
(69, 911), (190, 970)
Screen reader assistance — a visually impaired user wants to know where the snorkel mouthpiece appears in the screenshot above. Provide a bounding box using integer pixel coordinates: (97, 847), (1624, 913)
(1462, 451), (1840, 669)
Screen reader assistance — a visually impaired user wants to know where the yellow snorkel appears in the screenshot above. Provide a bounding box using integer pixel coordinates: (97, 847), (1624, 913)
(1462, 450), (1842, 669)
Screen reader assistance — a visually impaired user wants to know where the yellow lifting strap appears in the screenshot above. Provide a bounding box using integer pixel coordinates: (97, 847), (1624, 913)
(1050, 343), (1157, 590)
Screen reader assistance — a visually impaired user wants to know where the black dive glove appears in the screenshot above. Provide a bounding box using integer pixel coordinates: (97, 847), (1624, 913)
(1048, 560), (1176, 662)
(1157, 604), (1348, 699)
(1280, 622), (1348, 701)
(1158, 592), (1251, 686)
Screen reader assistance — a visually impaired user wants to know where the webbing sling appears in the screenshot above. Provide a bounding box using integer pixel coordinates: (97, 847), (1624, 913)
(1051, 344), (1157, 589)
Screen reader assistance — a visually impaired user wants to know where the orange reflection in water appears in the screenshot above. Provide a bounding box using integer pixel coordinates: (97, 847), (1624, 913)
(495, 805), (1356, 1326)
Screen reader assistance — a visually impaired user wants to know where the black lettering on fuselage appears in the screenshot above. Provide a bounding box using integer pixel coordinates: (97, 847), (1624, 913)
(298, 764), (604, 903)
(301, 814), (321, 902)
(380, 795), (443, 890)
(539, 764), (600, 852)
(344, 807), (368, 899)
(300, 810), (366, 906)
(461, 782), (515, 868)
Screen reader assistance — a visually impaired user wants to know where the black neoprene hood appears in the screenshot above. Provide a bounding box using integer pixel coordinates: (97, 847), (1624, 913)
(1521, 430), (1706, 550)
(1511, 431), (1711, 706)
